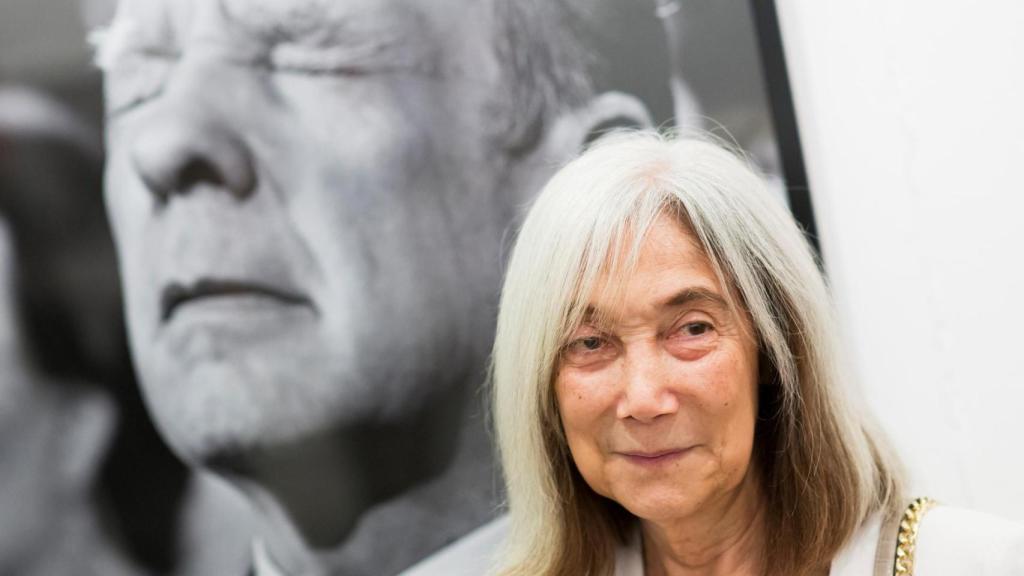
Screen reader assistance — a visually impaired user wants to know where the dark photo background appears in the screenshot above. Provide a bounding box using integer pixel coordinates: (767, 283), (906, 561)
(0, 31), (189, 576)
(0, 1), (811, 574)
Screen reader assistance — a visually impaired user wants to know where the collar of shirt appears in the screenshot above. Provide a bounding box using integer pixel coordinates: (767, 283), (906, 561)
(616, 512), (884, 576)
(252, 539), (289, 576)
(614, 527), (643, 576)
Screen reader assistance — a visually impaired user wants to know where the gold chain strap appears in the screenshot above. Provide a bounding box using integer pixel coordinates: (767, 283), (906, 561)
(893, 497), (937, 575)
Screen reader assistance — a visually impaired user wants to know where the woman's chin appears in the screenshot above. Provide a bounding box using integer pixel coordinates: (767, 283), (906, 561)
(613, 488), (702, 524)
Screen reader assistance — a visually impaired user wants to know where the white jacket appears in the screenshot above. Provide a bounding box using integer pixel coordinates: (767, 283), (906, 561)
(404, 505), (1024, 575)
(614, 506), (1024, 575)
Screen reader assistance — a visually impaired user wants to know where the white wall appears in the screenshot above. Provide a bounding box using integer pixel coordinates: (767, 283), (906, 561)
(776, 1), (1024, 519)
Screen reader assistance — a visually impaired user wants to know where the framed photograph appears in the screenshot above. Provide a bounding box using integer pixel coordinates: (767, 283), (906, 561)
(652, 0), (817, 247)
(0, 1), (820, 574)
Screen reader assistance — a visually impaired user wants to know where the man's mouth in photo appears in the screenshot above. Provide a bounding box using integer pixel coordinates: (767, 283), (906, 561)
(160, 278), (315, 323)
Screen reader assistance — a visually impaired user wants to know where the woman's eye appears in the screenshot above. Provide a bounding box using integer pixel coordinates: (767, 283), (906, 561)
(562, 334), (616, 366)
(670, 321), (716, 342)
(665, 320), (718, 359)
(568, 336), (607, 354)
(681, 322), (712, 337)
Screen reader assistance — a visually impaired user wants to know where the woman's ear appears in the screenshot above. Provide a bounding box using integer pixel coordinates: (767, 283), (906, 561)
(539, 91), (654, 162)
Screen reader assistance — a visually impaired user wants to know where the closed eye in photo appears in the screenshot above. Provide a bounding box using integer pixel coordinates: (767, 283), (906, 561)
(92, 20), (179, 118)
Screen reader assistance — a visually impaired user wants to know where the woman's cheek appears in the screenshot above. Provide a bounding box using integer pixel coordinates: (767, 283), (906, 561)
(557, 362), (620, 411)
(556, 370), (620, 464)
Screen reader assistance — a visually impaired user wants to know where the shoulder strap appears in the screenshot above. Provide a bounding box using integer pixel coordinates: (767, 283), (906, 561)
(873, 497), (937, 576)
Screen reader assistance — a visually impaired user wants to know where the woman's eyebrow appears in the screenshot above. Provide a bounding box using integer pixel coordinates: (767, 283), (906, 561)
(579, 287), (727, 322)
(662, 287), (728, 310)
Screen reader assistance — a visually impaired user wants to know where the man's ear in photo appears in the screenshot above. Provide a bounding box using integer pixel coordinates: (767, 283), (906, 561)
(507, 91), (654, 207)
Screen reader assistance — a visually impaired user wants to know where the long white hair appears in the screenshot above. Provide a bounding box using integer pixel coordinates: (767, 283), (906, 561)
(491, 131), (903, 576)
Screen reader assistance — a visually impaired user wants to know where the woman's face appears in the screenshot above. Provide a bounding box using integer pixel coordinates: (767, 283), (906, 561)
(555, 215), (760, 523)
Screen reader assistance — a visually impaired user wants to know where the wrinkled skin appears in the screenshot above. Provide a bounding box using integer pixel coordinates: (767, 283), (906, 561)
(556, 215), (765, 575)
(556, 216), (760, 522)
(101, 0), (650, 572)
(103, 0), (508, 467)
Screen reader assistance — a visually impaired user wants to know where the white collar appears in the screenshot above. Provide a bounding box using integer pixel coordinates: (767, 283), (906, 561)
(829, 511), (884, 575)
(252, 539), (289, 576)
(614, 529), (644, 576)
(615, 512), (884, 576)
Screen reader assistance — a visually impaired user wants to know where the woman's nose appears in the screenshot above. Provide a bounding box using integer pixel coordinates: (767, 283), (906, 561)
(130, 100), (257, 203)
(616, 351), (679, 423)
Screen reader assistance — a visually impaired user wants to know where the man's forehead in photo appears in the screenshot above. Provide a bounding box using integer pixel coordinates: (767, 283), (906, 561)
(94, 0), (502, 80)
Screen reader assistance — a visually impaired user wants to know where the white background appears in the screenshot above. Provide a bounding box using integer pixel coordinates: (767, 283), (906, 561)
(777, 1), (1024, 520)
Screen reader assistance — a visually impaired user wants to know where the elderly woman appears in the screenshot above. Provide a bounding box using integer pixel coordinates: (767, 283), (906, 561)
(489, 132), (1024, 576)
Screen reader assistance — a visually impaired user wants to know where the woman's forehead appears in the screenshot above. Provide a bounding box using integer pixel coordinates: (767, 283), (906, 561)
(572, 216), (729, 323)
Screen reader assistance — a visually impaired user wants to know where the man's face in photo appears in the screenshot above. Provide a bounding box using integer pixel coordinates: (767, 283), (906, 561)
(102, 0), (510, 466)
